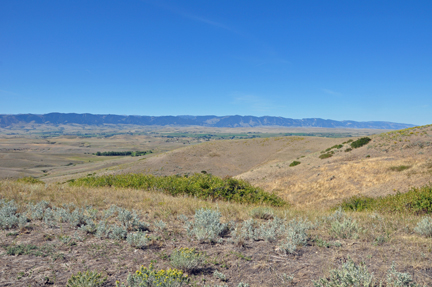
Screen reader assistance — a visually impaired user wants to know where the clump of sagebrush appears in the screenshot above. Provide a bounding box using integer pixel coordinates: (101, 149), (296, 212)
(213, 270), (227, 282)
(185, 208), (229, 243)
(313, 257), (376, 287)
(277, 218), (313, 254)
(66, 271), (107, 287)
(350, 137), (371, 149)
(69, 173), (286, 207)
(0, 199), (27, 230)
(127, 231), (150, 249)
(337, 184), (432, 214)
(116, 264), (189, 287)
(289, 161), (301, 167)
(170, 247), (204, 272)
(313, 258), (422, 287)
(325, 209), (360, 239)
(414, 216), (432, 237)
(231, 217), (313, 254)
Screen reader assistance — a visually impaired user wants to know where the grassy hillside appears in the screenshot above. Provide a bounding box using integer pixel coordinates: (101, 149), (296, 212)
(237, 124), (432, 207)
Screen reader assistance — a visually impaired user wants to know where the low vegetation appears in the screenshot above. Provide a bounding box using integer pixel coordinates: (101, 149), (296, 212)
(319, 152), (334, 159)
(338, 183), (432, 214)
(289, 160), (301, 167)
(350, 137), (372, 149)
(69, 173), (286, 207)
(389, 165), (412, 172)
(15, 177), (44, 185)
(1, 180), (432, 285)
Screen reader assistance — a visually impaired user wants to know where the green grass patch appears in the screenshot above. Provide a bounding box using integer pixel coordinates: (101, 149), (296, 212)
(289, 161), (301, 167)
(69, 173), (287, 207)
(337, 184), (432, 214)
(389, 165), (411, 172)
(5, 244), (50, 257)
(15, 177), (44, 185)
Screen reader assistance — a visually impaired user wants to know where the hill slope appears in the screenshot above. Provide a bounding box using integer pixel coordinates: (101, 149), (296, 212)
(237, 125), (432, 207)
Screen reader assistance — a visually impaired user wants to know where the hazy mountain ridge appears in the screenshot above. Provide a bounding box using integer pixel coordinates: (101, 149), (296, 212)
(0, 113), (415, 129)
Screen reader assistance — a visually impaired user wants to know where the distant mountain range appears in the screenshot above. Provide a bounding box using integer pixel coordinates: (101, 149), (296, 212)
(0, 113), (416, 129)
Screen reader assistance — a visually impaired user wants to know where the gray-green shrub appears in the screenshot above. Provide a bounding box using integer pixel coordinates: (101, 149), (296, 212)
(170, 247), (204, 272)
(127, 231), (149, 249)
(414, 216), (432, 237)
(313, 257), (375, 287)
(185, 208), (228, 243)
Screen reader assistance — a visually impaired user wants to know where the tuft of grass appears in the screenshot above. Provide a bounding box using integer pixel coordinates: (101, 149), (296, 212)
(249, 207), (274, 220)
(337, 184), (432, 214)
(69, 173), (287, 207)
(389, 165), (412, 172)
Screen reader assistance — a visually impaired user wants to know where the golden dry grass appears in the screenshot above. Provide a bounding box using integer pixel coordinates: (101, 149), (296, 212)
(238, 125), (432, 208)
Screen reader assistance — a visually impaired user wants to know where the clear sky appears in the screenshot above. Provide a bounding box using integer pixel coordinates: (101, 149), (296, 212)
(1, 1), (431, 125)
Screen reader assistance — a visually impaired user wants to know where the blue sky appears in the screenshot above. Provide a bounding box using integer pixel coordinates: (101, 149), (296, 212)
(1, 1), (431, 125)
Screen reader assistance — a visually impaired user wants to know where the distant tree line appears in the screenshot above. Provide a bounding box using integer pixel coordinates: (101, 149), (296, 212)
(94, 150), (153, 157)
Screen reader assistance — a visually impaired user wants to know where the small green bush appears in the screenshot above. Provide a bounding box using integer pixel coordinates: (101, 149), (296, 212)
(319, 152), (333, 159)
(66, 271), (107, 287)
(170, 247), (204, 272)
(344, 148), (353, 152)
(350, 137), (371, 149)
(289, 161), (301, 167)
(389, 165), (412, 172)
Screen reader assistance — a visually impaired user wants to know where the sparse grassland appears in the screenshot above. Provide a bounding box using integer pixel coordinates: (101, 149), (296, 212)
(2, 180), (432, 286)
